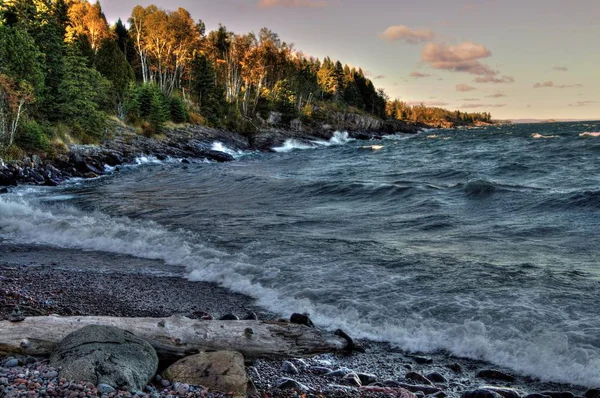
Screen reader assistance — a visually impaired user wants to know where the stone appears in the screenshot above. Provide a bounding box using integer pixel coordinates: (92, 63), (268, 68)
(540, 392), (574, 398)
(481, 386), (522, 398)
(163, 351), (248, 398)
(310, 366), (332, 375)
(585, 389), (600, 398)
(49, 325), (158, 391)
(97, 384), (115, 394)
(4, 359), (19, 368)
(476, 370), (516, 382)
(326, 367), (354, 377)
(290, 313), (314, 327)
(357, 373), (377, 385)
(410, 356), (433, 364)
(406, 372), (433, 386)
(427, 372), (448, 383)
(243, 312), (259, 320)
(277, 378), (310, 392)
(281, 361), (299, 375)
(218, 313), (239, 321)
(343, 372), (362, 387)
(463, 389), (505, 398)
(447, 363), (463, 372)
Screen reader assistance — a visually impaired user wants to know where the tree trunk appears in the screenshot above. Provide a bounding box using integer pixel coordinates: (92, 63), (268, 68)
(0, 315), (348, 361)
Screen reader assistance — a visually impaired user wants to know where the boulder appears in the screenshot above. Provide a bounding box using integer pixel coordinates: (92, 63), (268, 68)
(406, 371), (433, 385)
(49, 325), (158, 391)
(163, 351), (249, 398)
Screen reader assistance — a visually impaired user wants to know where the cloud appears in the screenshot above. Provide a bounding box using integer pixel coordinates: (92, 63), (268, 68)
(460, 103), (506, 109)
(485, 92), (506, 98)
(533, 81), (584, 89)
(421, 41), (513, 84)
(258, 0), (328, 8)
(380, 25), (436, 44)
(569, 100), (596, 107)
(462, 98), (479, 101)
(422, 41), (492, 74)
(410, 71), (432, 79)
(473, 75), (515, 83)
(553, 66), (568, 72)
(373, 75), (386, 80)
(456, 83), (476, 92)
(407, 100), (450, 107)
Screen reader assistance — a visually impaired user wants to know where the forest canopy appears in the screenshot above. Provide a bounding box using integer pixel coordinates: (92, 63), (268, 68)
(0, 0), (493, 155)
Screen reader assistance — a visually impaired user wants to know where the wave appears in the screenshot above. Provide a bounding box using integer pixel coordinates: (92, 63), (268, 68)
(1, 195), (600, 387)
(211, 142), (247, 159)
(463, 179), (499, 196)
(272, 131), (353, 153)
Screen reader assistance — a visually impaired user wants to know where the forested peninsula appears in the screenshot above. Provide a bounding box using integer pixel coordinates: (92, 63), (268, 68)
(0, 0), (493, 177)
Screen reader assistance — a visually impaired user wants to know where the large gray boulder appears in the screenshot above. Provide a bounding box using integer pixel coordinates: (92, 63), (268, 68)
(49, 325), (158, 391)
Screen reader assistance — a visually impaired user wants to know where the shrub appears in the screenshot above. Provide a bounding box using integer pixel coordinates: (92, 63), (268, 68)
(15, 120), (50, 152)
(170, 96), (189, 123)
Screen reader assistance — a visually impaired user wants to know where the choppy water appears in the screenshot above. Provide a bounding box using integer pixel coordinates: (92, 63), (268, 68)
(2, 122), (600, 386)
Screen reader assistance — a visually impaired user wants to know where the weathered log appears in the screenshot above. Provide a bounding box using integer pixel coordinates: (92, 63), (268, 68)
(0, 315), (348, 360)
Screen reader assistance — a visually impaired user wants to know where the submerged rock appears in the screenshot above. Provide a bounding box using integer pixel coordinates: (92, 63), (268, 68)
(49, 325), (158, 391)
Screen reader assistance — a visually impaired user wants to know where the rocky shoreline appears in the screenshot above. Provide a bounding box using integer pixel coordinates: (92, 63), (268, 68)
(0, 119), (420, 189)
(0, 245), (595, 398)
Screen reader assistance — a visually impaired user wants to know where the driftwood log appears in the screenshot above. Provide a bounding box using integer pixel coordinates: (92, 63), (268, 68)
(0, 315), (348, 360)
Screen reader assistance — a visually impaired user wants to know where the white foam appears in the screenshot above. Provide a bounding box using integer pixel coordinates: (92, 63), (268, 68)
(1, 195), (600, 387)
(274, 131), (353, 152)
(211, 142), (247, 159)
(135, 155), (163, 165)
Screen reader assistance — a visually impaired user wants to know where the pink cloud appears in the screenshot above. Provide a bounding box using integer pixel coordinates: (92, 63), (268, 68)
(422, 41), (493, 74)
(460, 103), (506, 109)
(462, 98), (479, 101)
(485, 92), (506, 98)
(380, 25), (436, 44)
(422, 41), (514, 84)
(410, 71), (432, 79)
(258, 0), (328, 8)
(407, 100), (450, 107)
(569, 100), (596, 107)
(473, 75), (515, 84)
(456, 83), (476, 92)
(533, 81), (584, 89)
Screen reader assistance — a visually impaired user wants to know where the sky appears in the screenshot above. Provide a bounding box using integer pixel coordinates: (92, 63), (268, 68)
(99, 0), (600, 120)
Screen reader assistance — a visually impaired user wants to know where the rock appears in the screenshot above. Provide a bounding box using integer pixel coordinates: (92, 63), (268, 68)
(243, 312), (259, 320)
(524, 394), (551, 398)
(290, 313), (314, 327)
(427, 372), (448, 383)
(447, 363), (463, 373)
(409, 355), (433, 364)
(4, 358), (19, 368)
(218, 313), (239, 321)
(360, 386), (417, 398)
(163, 351), (248, 398)
(463, 389), (505, 398)
(476, 369), (516, 382)
(201, 150), (234, 163)
(343, 372), (363, 387)
(357, 373), (377, 385)
(49, 325), (158, 391)
(0, 187), (8, 194)
(310, 366), (333, 375)
(406, 372), (433, 386)
(387, 382), (442, 395)
(181, 158), (190, 164)
(32, 155), (42, 166)
(326, 367), (354, 378)
(277, 378), (310, 392)
(281, 361), (299, 375)
(481, 387), (522, 398)
(540, 392), (575, 398)
(585, 389), (600, 398)
(97, 384), (115, 394)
